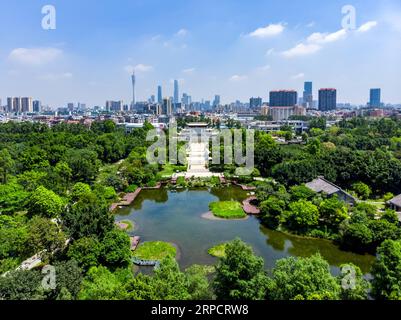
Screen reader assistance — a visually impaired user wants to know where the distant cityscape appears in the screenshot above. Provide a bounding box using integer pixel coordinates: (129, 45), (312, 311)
(1, 72), (400, 127)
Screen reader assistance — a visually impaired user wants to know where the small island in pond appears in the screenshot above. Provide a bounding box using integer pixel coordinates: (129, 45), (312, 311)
(208, 243), (228, 258)
(209, 201), (247, 219)
(133, 241), (177, 261)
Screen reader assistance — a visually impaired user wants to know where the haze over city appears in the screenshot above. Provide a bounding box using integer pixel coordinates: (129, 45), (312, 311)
(1, 0), (401, 108)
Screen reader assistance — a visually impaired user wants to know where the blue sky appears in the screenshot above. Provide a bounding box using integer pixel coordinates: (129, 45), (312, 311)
(1, 0), (401, 107)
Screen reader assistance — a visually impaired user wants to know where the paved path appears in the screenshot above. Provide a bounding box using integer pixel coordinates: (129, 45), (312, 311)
(184, 142), (221, 178)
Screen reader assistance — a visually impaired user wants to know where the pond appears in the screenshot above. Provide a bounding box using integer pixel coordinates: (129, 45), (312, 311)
(115, 186), (375, 274)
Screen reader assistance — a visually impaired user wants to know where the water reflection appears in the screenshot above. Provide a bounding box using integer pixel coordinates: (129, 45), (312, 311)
(116, 187), (375, 274)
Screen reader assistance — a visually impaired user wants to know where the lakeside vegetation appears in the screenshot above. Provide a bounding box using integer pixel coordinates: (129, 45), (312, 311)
(133, 241), (177, 261)
(1, 118), (401, 300)
(208, 243), (227, 258)
(209, 201), (246, 219)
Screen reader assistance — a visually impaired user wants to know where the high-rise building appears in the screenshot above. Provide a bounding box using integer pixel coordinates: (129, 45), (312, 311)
(33, 100), (41, 113)
(67, 103), (74, 112)
(7, 97), (14, 112)
(213, 95), (221, 107)
(131, 71), (136, 106)
(250, 97), (263, 109)
(21, 97), (33, 113)
(182, 93), (191, 107)
(162, 98), (173, 116)
(106, 100), (124, 112)
(157, 85), (163, 104)
(318, 89), (337, 111)
(173, 80), (179, 104)
(303, 81), (313, 108)
(369, 88), (381, 108)
(269, 90), (298, 107)
(7, 97), (23, 113)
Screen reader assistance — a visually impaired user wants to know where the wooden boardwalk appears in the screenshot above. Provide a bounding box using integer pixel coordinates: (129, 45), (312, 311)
(109, 188), (142, 212)
(242, 196), (260, 215)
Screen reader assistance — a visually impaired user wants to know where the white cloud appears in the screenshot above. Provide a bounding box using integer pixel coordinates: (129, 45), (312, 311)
(306, 21), (316, 28)
(38, 72), (73, 80)
(124, 64), (153, 73)
(291, 73), (305, 80)
(229, 74), (247, 81)
(248, 23), (285, 38)
(282, 28), (348, 58)
(182, 68), (196, 74)
(282, 43), (321, 58)
(8, 47), (63, 66)
(175, 28), (189, 37)
(357, 21), (378, 33)
(307, 29), (347, 44)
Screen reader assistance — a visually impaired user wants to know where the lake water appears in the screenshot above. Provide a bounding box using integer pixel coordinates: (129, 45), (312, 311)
(116, 187), (375, 274)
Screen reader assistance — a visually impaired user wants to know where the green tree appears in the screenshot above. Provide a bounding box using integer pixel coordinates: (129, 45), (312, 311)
(62, 194), (114, 240)
(49, 260), (83, 300)
(267, 254), (340, 300)
(27, 186), (65, 218)
(338, 264), (369, 300)
(70, 182), (92, 202)
(150, 256), (191, 300)
(0, 269), (46, 300)
(100, 229), (132, 269)
(0, 181), (30, 214)
(319, 196), (349, 229)
(67, 237), (102, 271)
(371, 240), (401, 300)
(340, 222), (373, 252)
(0, 215), (28, 263)
(352, 182), (372, 200)
(260, 196), (286, 229)
(290, 185), (317, 201)
(78, 266), (129, 300)
(285, 200), (320, 231)
(0, 148), (15, 184)
(26, 216), (66, 258)
(213, 239), (269, 300)
(185, 265), (214, 300)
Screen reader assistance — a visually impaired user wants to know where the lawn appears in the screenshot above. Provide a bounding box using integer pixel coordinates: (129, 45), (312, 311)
(116, 220), (134, 231)
(133, 241), (177, 260)
(209, 201), (246, 219)
(208, 243), (227, 258)
(159, 164), (187, 177)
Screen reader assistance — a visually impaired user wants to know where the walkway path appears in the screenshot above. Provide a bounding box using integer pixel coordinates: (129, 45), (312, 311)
(179, 141), (221, 179)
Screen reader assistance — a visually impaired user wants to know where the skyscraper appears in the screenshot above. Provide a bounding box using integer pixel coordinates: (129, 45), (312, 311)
(213, 95), (221, 107)
(7, 97), (14, 112)
(370, 88), (381, 108)
(131, 70), (136, 106)
(157, 85), (163, 104)
(173, 80), (179, 104)
(21, 97), (33, 113)
(318, 89), (337, 111)
(33, 100), (41, 113)
(303, 81), (313, 108)
(250, 97), (262, 109)
(269, 90), (298, 107)
(162, 97), (173, 116)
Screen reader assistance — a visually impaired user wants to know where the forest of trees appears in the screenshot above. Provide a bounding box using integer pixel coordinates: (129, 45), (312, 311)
(1, 117), (401, 300)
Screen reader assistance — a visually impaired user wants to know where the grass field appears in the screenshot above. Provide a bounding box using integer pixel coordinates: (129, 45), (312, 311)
(133, 241), (177, 260)
(208, 243), (227, 258)
(209, 201), (246, 219)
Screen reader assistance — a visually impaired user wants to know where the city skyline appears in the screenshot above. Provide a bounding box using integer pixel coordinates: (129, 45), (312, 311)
(1, 0), (401, 107)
